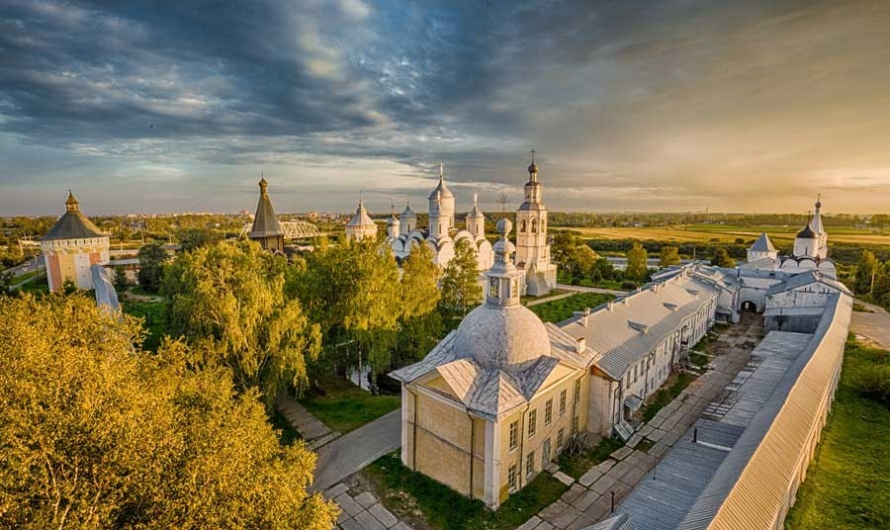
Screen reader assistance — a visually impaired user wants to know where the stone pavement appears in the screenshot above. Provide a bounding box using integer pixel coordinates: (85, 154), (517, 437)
(323, 483), (414, 530)
(851, 299), (890, 351)
(312, 409), (402, 493)
(275, 393), (339, 450)
(518, 315), (764, 530)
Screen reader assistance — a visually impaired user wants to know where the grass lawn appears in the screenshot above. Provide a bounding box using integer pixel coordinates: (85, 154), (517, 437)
(641, 372), (696, 423)
(122, 298), (167, 352)
(17, 274), (49, 294)
(520, 288), (569, 304)
(852, 302), (874, 313)
(557, 436), (625, 479)
(366, 452), (567, 530)
(300, 376), (400, 434)
(784, 338), (890, 529)
(528, 292), (616, 324)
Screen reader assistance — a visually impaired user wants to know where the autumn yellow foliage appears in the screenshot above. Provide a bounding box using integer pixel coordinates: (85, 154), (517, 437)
(0, 294), (337, 530)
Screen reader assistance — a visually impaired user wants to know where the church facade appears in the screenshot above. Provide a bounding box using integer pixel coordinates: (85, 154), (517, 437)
(385, 156), (557, 295)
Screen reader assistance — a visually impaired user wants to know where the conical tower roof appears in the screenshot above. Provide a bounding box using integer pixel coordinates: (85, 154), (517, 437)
(42, 191), (106, 241)
(347, 196), (375, 228)
(749, 232), (777, 252)
(249, 175), (284, 238)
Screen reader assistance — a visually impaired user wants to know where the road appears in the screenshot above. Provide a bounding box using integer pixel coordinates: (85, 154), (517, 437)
(3, 254), (43, 278)
(311, 409), (401, 493)
(851, 299), (890, 351)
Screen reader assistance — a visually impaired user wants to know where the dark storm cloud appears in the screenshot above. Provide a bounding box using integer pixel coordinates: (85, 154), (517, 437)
(2, 0), (890, 215)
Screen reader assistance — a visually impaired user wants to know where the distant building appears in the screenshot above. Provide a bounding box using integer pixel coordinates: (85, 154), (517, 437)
(40, 192), (110, 292)
(345, 195), (378, 241)
(248, 176), (285, 254)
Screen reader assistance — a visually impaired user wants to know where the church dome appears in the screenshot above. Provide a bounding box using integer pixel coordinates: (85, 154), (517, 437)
(527, 161), (538, 174)
(453, 304), (551, 371)
(796, 224), (816, 239)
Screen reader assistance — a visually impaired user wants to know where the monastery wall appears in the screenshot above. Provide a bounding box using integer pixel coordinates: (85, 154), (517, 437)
(678, 293), (852, 530)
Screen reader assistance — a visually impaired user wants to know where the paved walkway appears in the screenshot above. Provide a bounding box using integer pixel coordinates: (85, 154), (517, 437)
(519, 316), (764, 530)
(275, 393), (338, 449)
(312, 409), (401, 493)
(557, 283), (628, 296)
(323, 483), (414, 530)
(851, 299), (890, 351)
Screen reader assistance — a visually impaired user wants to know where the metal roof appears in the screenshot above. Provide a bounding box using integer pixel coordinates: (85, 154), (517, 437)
(765, 269), (851, 297)
(617, 330), (813, 530)
(749, 233), (777, 252)
(559, 275), (720, 380)
(583, 513), (637, 530)
(42, 192), (106, 241)
(249, 179), (284, 238)
(677, 294), (851, 530)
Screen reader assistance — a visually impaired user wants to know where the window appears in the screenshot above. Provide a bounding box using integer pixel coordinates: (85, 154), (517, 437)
(545, 399), (553, 426)
(574, 379), (581, 404)
(490, 278), (499, 298)
(528, 409), (537, 437)
(557, 428), (565, 450)
(572, 415), (579, 434)
(634, 364), (639, 382)
(509, 421), (518, 450)
(508, 464), (518, 492)
(559, 390), (567, 414)
(531, 219), (537, 233)
(526, 451), (535, 477)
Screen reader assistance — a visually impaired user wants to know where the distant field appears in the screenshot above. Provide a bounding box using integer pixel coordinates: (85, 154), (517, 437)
(552, 226), (890, 246)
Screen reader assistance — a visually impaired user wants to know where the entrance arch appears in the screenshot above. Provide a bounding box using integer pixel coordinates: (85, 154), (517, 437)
(740, 300), (759, 313)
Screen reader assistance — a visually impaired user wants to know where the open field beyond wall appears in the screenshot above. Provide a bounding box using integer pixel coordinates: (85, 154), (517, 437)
(553, 226), (890, 246)
(784, 338), (890, 529)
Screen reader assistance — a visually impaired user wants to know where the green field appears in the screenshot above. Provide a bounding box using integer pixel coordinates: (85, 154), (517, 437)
(785, 338), (890, 529)
(553, 225), (890, 247)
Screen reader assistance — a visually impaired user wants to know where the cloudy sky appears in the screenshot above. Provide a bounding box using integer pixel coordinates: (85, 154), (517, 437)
(2, 0), (890, 215)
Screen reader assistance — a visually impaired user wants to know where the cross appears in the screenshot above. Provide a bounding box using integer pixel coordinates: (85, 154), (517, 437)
(439, 161), (444, 177)
(530, 148), (536, 162)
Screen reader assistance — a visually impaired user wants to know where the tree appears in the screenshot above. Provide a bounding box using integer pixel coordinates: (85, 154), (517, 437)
(440, 238), (483, 322)
(293, 237), (402, 378)
(113, 265), (129, 293)
(565, 245), (600, 284)
(625, 241), (649, 281)
(711, 247), (735, 268)
(0, 271), (12, 296)
(177, 228), (224, 253)
(137, 242), (167, 293)
(392, 244), (444, 368)
(659, 246), (681, 267)
(162, 240), (321, 402)
(855, 250), (879, 295)
(0, 294), (337, 530)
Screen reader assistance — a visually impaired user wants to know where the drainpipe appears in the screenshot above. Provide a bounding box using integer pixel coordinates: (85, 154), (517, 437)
(466, 410), (475, 499)
(412, 388), (419, 471)
(517, 404), (530, 490)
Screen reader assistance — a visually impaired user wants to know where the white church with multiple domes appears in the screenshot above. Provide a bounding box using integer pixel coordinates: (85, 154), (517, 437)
(347, 155), (559, 296)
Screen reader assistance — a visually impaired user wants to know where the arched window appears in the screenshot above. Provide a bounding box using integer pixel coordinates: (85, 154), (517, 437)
(541, 219), (546, 232)
(531, 219), (538, 233)
(519, 219), (526, 232)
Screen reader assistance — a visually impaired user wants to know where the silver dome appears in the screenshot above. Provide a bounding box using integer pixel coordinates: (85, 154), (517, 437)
(453, 304), (551, 371)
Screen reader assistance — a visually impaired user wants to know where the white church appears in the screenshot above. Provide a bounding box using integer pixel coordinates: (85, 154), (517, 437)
(348, 154), (559, 296)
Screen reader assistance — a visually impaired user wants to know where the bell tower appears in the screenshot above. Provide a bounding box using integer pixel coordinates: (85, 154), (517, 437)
(515, 150), (550, 268)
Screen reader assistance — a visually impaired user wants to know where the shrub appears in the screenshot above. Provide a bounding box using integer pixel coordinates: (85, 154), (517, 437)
(852, 366), (890, 408)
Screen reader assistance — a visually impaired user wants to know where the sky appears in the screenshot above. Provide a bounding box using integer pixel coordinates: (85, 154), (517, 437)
(1, 0), (890, 216)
